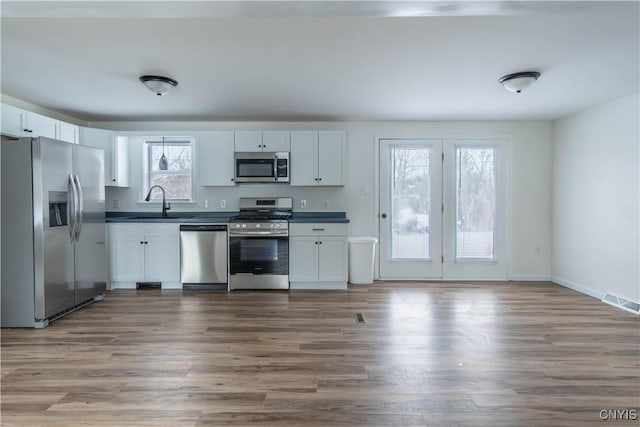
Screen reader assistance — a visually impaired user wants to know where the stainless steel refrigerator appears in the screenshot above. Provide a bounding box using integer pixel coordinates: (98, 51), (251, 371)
(1, 137), (107, 327)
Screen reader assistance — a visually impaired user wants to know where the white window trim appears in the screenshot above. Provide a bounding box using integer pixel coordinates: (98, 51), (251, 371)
(140, 137), (196, 204)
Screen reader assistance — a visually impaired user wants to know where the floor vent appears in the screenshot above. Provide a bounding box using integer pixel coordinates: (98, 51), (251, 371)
(602, 293), (640, 315)
(136, 282), (161, 290)
(355, 313), (366, 324)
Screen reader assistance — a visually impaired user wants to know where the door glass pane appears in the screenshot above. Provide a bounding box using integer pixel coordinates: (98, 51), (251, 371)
(456, 147), (496, 260)
(390, 146), (431, 260)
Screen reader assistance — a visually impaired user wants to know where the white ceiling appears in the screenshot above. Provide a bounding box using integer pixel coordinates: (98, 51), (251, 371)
(1, 1), (638, 122)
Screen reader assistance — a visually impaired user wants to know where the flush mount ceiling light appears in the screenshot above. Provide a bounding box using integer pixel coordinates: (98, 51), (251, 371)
(139, 75), (178, 96)
(498, 71), (541, 93)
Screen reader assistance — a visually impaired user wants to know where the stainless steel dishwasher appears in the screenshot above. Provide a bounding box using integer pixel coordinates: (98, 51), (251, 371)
(180, 224), (228, 290)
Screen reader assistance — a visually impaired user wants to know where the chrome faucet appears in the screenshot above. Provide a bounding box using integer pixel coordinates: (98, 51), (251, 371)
(145, 185), (171, 217)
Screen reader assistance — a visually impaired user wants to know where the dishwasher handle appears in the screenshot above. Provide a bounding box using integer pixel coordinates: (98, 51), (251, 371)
(180, 224), (228, 232)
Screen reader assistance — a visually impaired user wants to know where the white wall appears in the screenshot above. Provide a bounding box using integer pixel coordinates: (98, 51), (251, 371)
(97, 120), (553, 280)
(552, 92), (640, 302)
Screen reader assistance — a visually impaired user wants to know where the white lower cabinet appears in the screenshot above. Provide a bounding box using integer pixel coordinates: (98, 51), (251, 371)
(109, 223), (180, 289)
(289, 223), (348, 290)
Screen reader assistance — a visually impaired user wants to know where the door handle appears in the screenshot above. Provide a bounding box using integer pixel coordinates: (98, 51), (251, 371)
(381, 213), (387, 219)
(73, 175), (83, 241)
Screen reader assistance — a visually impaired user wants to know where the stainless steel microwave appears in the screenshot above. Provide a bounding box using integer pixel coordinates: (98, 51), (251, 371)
(234, 152), (289, 183)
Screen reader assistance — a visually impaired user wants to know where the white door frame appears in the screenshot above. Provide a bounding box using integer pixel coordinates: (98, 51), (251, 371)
(375, 135), (513, 281)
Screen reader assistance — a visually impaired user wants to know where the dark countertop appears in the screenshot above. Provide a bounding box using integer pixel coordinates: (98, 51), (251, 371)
(106, 211), (349, 224)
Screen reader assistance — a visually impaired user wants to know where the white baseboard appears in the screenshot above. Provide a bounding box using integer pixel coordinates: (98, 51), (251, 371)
(551, 276), (605, 300)
(509, 275), (552, 281)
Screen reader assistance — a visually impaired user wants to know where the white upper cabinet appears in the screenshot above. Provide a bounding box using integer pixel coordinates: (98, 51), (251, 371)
(234, 130), (290, 152)
(290, 130), (346, 186)
(56, 121), (79, 144)
(1, 104), (57, 139)
(198, 131), (236, 186)
(80, 127), (129, 187)
(261, 131), (290, 152)
(290, 131), (318, 186)
(1, 104), (26, 137)
(1, 103), (79, 144)
(27, 112), (58, 139)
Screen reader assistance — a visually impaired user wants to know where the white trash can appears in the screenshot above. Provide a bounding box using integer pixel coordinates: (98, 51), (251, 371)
(348, 236), (377, 285)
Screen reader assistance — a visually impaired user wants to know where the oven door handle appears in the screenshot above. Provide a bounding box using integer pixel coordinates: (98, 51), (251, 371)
(229, 231), (289, 236)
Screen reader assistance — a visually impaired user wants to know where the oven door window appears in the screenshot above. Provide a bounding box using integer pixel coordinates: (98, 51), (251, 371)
(229, 236), (288, 275)
(236, 159), (275, 178)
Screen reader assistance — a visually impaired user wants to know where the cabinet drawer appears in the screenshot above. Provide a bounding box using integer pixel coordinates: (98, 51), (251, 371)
(289, 223), (348, 236)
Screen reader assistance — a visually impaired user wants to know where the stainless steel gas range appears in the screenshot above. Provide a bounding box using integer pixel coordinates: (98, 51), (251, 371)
(228, 197), (292, 290)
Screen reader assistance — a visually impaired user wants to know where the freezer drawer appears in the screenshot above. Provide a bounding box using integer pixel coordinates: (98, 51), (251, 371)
(180, 224), (228, 288)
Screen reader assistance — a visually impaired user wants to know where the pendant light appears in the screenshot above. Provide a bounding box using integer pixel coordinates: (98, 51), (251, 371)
(159, 137), (168, 171)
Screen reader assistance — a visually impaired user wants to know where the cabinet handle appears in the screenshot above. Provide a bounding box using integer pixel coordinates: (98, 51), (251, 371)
(231, 178), (234, 181)
(140, 241), (144, 244)
(145, 241), (148, 244)
(112, 179), (116, 182)
(312, 228), (325, 231)
(315, 241), (318, 245)
(319, 241), (323, 244)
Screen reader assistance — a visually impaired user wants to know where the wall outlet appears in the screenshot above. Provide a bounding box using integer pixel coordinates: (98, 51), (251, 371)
(220, 199), (226, 208)
(112, 199), (120, 209)
(360, 186), (370, 195)
(534, 246), (542, 256)
(204, 199), (209, 209)
(300, 199), (307, 209)
(323, 200), (329, 208)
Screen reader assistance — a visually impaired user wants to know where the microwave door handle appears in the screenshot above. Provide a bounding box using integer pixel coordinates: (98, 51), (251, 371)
(273, 155), (278, 181)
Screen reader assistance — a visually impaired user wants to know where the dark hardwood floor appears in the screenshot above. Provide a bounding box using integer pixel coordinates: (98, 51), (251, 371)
(2, 281), (639, 426)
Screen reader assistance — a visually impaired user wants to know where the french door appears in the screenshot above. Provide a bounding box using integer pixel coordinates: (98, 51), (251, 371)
(379, 138), (509, 280)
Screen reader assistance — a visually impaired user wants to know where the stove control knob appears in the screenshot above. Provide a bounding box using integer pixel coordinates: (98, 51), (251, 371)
(241, 224), (247, 228)
(256, 224), (261, 228)
(235, 224), (240, 228)
(270, 223), (276, 228)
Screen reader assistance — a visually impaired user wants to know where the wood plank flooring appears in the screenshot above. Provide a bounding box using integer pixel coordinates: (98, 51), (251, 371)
(2, 282), (639, 426)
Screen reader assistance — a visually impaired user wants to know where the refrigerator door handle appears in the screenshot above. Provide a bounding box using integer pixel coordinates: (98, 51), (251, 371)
(73, 174), (83, 241)
(67, 174), (77, 242)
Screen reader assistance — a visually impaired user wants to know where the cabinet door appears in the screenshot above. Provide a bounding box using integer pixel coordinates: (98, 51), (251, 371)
(1, 104), (26, 137)
(318, 236), (348, 282)
(81, 127), (128, 187)
(262, 131), (290, 152)
(198, 131), (235, 186)
(26, 112), (57, 139)
(58, 121), (79, 144)
(318, 131), (346, 186)
(290, 131), (318, 186)
(112, 137), (129, 187)
(110, 236), (145, 281)
(234, 131), (262, 152)
(289, 236), (319, 282)
(144, 235), (180, 282)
